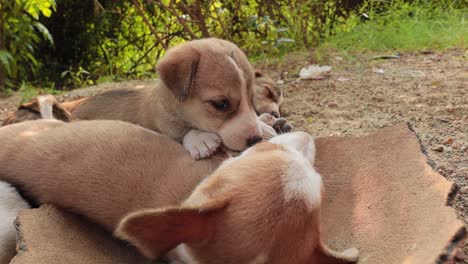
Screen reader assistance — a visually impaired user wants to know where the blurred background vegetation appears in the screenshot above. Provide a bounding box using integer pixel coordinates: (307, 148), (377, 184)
(0, 0), (466, 93)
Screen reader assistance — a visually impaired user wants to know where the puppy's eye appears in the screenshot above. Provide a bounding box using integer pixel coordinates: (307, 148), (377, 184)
(210, 99), (230, 111)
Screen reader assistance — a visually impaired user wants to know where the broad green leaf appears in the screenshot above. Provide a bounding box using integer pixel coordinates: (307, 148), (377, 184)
(41, 7), (52, 17)
(34, 22), (54, 45)
(0, 50), (14, 75)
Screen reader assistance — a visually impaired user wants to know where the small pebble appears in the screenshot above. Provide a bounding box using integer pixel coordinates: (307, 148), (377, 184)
(432, 145), (444, 152)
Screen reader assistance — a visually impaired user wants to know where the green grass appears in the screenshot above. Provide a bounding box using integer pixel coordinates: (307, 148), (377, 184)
(318, 1), (467, 54)
(17, 81), (62, 103)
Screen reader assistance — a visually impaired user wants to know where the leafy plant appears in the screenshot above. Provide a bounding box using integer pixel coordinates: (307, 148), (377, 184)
(0, 0), (56, 87)
(61, 66), (94, 87)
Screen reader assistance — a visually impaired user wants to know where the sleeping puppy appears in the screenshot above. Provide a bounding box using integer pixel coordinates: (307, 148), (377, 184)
(254, 70), (283, 118)
(2, 38), (263, 159)
(0, 120), (359, 263)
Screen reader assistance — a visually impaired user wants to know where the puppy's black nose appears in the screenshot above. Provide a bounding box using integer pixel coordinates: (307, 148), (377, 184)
(247, 136), (262, 147)
(270, 111), (280, 118)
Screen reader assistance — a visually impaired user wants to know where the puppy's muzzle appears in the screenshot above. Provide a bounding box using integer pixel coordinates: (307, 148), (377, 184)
(247, 136), (262, 147)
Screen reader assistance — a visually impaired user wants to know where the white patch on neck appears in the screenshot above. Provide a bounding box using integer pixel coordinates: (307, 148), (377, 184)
(282, 151), (322, 210)
(249, 252), (268, 264)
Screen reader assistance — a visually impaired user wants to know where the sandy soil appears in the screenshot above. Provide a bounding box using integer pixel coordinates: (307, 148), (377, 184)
(0, 49), (467, 261)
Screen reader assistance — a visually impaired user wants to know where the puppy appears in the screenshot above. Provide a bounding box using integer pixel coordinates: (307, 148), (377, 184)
(253, 70), (283, 118)
(0, 120), (359, 263)
(3, 69), (292, 148)
(1, 38), (263, 159)
(0, 181), (30, 264)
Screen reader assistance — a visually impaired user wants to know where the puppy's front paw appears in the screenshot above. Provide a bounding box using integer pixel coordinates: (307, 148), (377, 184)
(260, 121), (277, 140)
(273, 118), (294, 134)
(258, 113), (277, 127)
(183, 130), (222, 160)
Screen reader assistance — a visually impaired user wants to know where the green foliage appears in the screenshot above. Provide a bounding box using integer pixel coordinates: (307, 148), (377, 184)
(319, 0), (467, 54)
(28, 0), (360, 88)
(17, 81), (61, 103)
(0, 0), (56, 85)
(1, 0), (466, 92)
(61, 66), (94, 87)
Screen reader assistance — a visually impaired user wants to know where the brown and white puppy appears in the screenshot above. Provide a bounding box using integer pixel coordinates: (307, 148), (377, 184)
(253, 70), (283, 118)
(76, 38), (263, 159)
(0, 120), (358, 263)
(1, 38), (263, 159)
(2, 70), (287, 146)
(1, 70), (291, 151)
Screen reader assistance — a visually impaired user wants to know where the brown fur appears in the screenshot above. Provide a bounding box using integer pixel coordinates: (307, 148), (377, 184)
(253, 70), (283, 118)
(70, 38), (261, 151)
(2, 70), (283, 138)
(0, 120), (358, 263)
(2, 39), (262, 152)
(1, 95), (71, 126)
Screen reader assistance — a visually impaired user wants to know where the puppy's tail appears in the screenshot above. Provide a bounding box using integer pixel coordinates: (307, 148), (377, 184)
(313, 243), (359, 263)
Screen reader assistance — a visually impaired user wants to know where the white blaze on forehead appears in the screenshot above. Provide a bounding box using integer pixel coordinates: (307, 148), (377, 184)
(282, 149), (322, 210)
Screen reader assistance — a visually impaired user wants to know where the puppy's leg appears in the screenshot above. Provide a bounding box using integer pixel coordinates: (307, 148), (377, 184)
(182, 130), (222, 160)
(37, 95), (56, 119)
(259, 121), (277, 140)
(0, 181), (30, 264)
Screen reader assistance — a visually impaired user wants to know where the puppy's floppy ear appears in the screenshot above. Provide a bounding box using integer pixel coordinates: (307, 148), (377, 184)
(156, 46), (200, 102)
(115, 197), (229, 260)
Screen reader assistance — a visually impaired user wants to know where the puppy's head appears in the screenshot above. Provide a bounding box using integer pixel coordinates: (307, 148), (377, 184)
(116, 132), (358, 263)
(2, 95), (71, 126)
(253, 70), (283, 118)
(157, 38), (262, 151)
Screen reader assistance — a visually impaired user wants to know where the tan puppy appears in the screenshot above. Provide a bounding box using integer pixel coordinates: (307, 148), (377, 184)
(2, 71), (286, 143)
(75, 38), (264, 159)
(1, 38), (263, 159)
(254, 70), (283, 118)
(0, 120), (358, 263)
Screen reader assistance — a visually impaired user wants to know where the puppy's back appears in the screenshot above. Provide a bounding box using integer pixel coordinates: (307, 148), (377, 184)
(0, 120), (221, 230)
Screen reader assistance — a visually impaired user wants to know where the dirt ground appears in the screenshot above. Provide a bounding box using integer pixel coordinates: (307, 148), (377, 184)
(0, 49), (467, 261)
